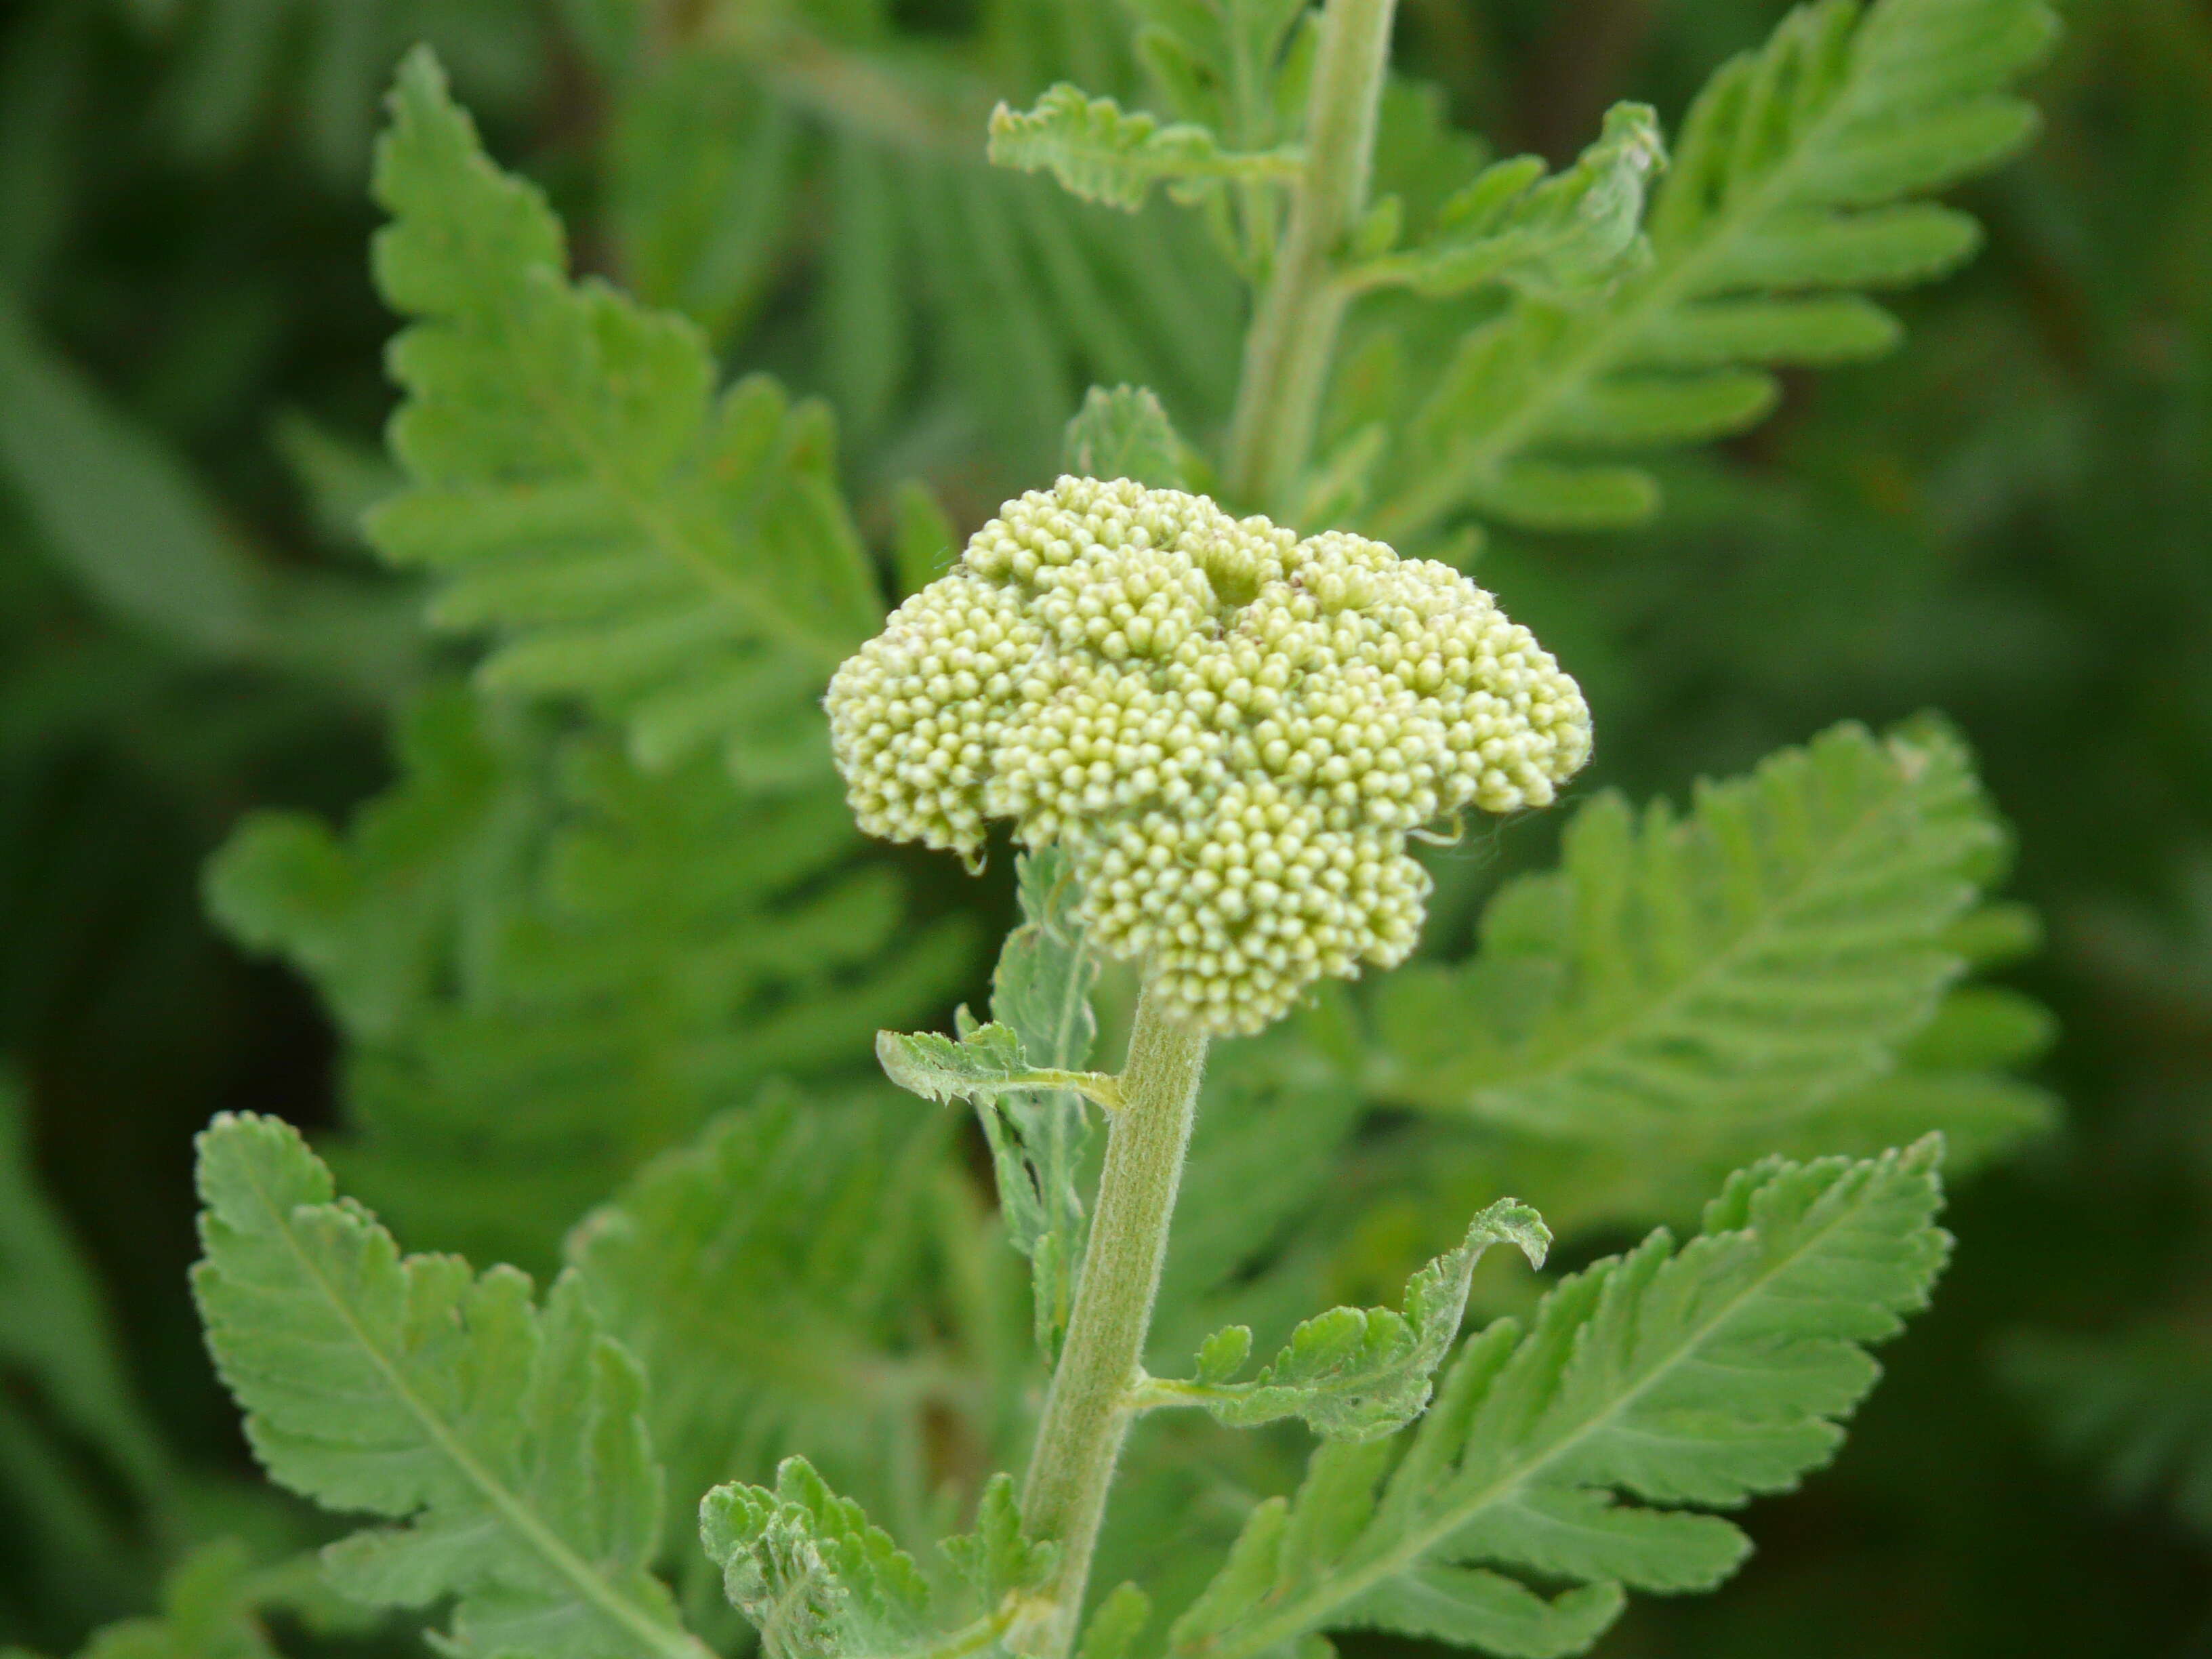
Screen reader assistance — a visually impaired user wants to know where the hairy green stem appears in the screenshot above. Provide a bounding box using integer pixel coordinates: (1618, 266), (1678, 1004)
(1015, 988), (1208, 1657)
(1221, 0), (1399, 515)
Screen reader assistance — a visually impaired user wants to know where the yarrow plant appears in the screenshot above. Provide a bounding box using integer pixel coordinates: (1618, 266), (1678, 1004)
(119, 3), (2066, 1659)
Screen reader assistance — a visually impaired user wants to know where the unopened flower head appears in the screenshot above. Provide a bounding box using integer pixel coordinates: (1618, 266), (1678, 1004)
(826, 476), (1592, 1036)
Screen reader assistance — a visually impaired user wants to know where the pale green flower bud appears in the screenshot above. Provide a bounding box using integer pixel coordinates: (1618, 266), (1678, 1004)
(826, 476), (1592, 1036)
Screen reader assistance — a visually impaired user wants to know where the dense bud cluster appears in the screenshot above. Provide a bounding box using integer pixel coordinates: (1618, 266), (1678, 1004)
(827, 477), (1591, 1035)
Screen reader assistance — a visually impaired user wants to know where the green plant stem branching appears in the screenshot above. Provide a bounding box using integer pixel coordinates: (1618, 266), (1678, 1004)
(1014, 989), (1209, 1656)
(1221, 0), (1399, 515)
(1016, 7), (1402, 1644)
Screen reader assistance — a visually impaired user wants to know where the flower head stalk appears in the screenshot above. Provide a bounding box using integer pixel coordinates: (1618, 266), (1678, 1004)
(828, 475), (1591, 1036)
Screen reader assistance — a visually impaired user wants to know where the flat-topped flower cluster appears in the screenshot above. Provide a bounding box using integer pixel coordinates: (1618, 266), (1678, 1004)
(827, 477), (1591, 1034)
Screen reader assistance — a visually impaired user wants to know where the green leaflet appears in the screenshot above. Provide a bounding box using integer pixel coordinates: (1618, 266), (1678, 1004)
(9, 1542), (377, 1659)
(205, 684), (546, 1046)
(1372, 720), (2049, 1166)
(190, 1113), (704, 1659)
(569, 1087), (959, 1567)
(976, 848), (1106, 1360)
(208, 689), (974, 1271)
(14, 1543), (274, 1659)
(1168, 1143), (1952, 1659)
(1149, 1198), (1551, 1440)
(878, 849), (1117, 1360)
(1073, 1584), (1152, 1659)
(700, 1459), (1041, 1659)
(1062, 386), (1204, 493)
(939, 1473), (1059, 1605)
(1348, 104), (1666, 302)
(1364, 0), (2059, 542)
(877, 1022), (1122, 1116)
(988, 85), (1300, 213)
(700, 1458), (933, 1659)
(0, 294), (422, 703)
(1150, 1027), (1368, 1359)
(367, 47), (880, 787)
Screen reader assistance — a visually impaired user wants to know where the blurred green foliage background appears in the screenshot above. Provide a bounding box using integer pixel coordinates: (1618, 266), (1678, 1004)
(0, 0), (2207, 1654)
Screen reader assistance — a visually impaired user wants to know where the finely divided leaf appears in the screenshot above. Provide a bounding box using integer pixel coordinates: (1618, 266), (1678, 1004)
(1075, 1584), (1153, 1659)
(1168, 1143), (1951, 1659)
(367, 48), (879, 786)
(694, 1451), (1021, 1659)
(988, 85), (1298, 212)
(190, 1113), (701, 1659)
(1376, 720), (2024, 1149)
(1366, 0), (2058, 541)
(21, 1542), (281, 1659)
(975, 846), (1108, 1359)
(1063, 386), (1201, 492)
(569, 1088), (956, 1562)
(205, 684), (544, 1045)
(701, 1457), (968, 1659)
(1353, 104), (1664, 301)
(878, 1022), (1121, 1113)
(940, 1473), (1059, 1603)
(209, 689), (972, 1271)
(1165, 1200), (1550, 1441)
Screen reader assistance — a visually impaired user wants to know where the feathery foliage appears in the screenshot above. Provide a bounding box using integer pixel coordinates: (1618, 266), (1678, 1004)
(190, 1113), (703, 1659)
(1149, 1198), (1550, 1440)
(699, 1457), (937, 1659)
(368, 47), (879, 788)
(1167, 1143), (1950, 1659)
(569, 1088), (965, 1561)
(1371, 720), (2053, 1189)
(1346, 103), (1666, 302)
(9, 0), (2161, 1650)
(988, 87), (1301, 213)
(699, 1459), (1053, 1659)
(964, 848), (1105, 1362)
(8, 1543), (279, 1659)
(1061, 387), (1201, 493)
(1359, 0), (2060, 541)
(208, 689), (972, 1267)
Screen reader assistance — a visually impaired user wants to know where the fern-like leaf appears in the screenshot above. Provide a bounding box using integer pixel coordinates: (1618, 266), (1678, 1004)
(569, 1088), (964, 1563)
(190, 1113), (705, 1659)
(1374, 720), (2024, 1148)
(1351, 104), (1665, 302)
(972, 847), (1108, 1359)
(1366, 0), (2057, 541)
(367, 47), (880, 785)
(1149, 1198), (1550, 1440)
(989, 85), (1300, 212)
(701, 1457), (1033, 1659)
(1168, 1143), (1950, 1659)
(208, 689), (973, 1269)
(878, 1021), (1122, 1114)
(14, 1543), (273, 1659)
(1062, 385), (1202, 491)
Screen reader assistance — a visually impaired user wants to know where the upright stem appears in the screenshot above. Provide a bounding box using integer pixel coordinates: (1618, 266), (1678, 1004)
(1220, 0), (1399, 516)
(1015, 989), (1209, 1657)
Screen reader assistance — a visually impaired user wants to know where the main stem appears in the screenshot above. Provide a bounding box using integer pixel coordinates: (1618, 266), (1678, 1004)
(1017, 988), (1209, 1657)
(1220, 0), (1399, 516)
